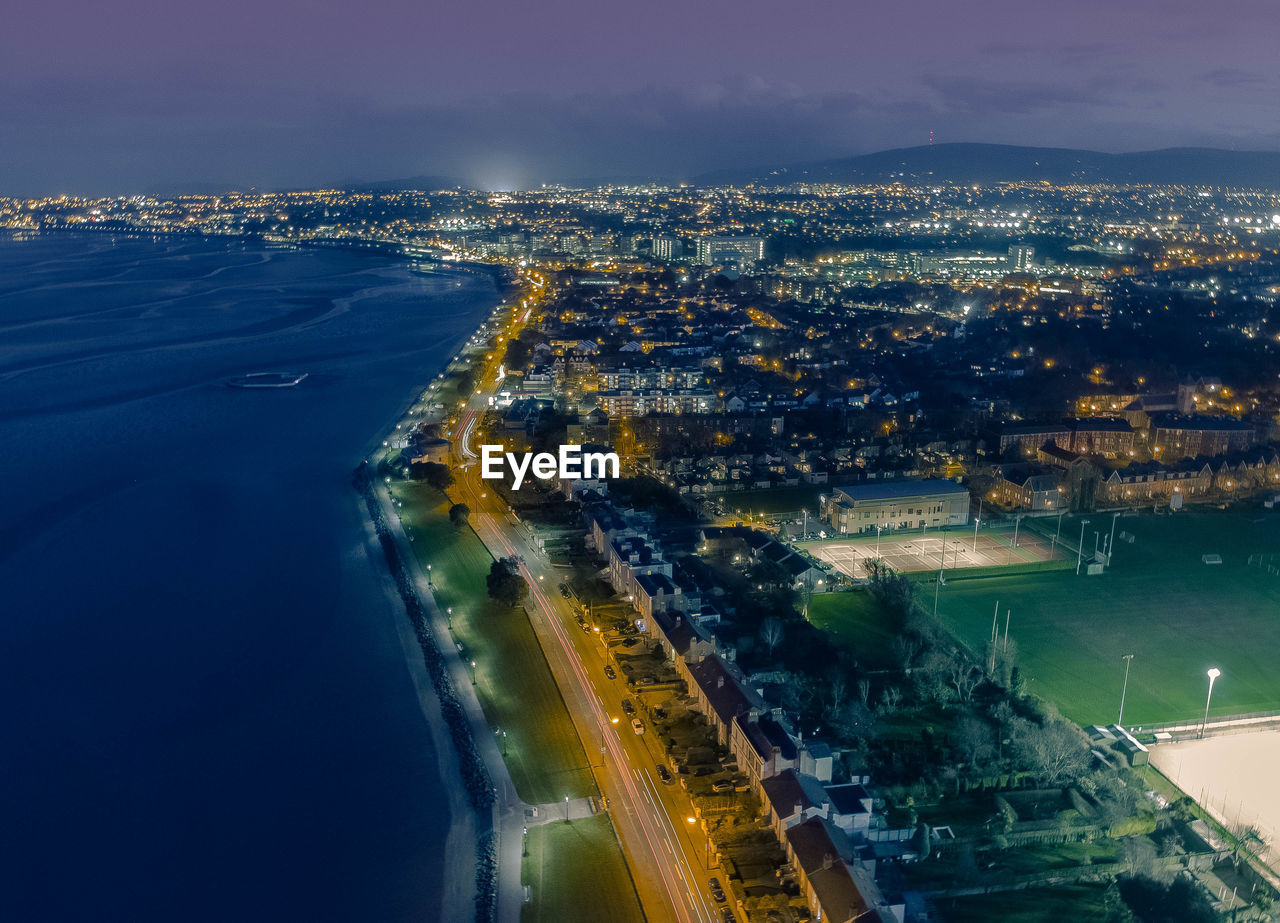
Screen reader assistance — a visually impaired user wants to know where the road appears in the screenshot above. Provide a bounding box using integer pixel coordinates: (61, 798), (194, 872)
(452, 406), (726, 923)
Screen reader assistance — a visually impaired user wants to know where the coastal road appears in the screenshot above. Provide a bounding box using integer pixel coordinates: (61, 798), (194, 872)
(442, 291), (725, 922)
(453, 459), (724, 923)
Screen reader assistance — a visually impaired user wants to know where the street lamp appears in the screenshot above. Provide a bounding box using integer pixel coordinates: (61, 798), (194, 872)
(565, 795), (571, 823)
(447, 606), (453, 629)
(470, 660), (477, 685)
(1118, 654), (1134, 727)
(1106, 511), (1121, 567)
(1076, 519), (1091, 575)
(427, 563), (433, 587)
(1201, 668), (1221, 738)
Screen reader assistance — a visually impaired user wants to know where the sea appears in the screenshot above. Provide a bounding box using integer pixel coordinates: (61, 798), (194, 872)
(0, 232), (497, 921)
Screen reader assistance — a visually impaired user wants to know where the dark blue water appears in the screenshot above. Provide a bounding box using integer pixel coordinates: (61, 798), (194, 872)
(0, 234), (493, 921)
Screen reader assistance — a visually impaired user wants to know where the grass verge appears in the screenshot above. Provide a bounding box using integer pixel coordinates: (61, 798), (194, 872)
(390, 480), (595, 804)
(521, 814), (646, 923)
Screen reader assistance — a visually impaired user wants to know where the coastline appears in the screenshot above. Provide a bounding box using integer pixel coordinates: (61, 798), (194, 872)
(354, 462), (501, 923)
(350, 270), (522, 923)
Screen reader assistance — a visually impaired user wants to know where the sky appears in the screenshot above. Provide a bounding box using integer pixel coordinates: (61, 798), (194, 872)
(3, 0), (1279, 195)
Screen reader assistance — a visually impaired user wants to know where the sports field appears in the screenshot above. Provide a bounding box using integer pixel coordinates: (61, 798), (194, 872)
(1149, 731), (1280, 869)
(803, 521), (1069, 577)
(929, 509), (1280, 726)
(719, 484), (824, 515)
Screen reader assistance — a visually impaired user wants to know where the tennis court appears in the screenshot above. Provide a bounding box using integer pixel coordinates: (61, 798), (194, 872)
(806, 525), (1069, 577)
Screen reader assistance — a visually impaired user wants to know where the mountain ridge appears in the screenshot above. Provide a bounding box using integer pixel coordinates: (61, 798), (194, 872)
(691, 142), (1280, 189)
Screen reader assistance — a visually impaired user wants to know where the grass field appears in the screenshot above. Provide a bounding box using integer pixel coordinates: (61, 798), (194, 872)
(718, 484), (824, 515)
(928, 508), (1280, 726)
(522, 814), (647, 923)
(806, 590), (900, 672)
(390, 481), (596, 804)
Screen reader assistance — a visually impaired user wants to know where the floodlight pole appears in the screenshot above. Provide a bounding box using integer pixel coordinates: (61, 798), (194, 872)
(1200, 668), (1221, 739)
(1076, 519), (1091, 575)
(1107, 512), (1120, 567)
(1118, 654), (1134, 727)
(972, 518), (980, 553)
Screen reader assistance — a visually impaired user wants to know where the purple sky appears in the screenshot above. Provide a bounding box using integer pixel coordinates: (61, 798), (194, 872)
(3, 0), (1278, 194)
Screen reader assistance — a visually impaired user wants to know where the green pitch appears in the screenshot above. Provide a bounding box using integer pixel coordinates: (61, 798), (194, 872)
(928, 508), (1280, 726)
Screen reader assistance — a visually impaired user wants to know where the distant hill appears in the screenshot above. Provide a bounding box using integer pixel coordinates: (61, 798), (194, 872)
(347, 174), (466, 192)
(694, 143), (1280, 189)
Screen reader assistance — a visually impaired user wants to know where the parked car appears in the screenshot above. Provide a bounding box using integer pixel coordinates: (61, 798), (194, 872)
(631, 718), (645, 735)
(603, 665), (616, 680)
(621, 699), (634, 715)
(721, 910), (736, 923)
(709, 878), (726, 903)
(712, 779), (734, 793)
(656, 765), (672, 784)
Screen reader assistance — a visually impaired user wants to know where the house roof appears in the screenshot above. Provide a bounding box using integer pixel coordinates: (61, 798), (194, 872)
(825, 783), (871, 817)
(787, 817), (879, 923)
(687, 657), (761, 728)
(833, 479), (967, 503)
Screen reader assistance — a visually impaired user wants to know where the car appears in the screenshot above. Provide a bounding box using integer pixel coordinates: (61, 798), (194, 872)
(721, 911), (736, 923)
(637, 676), (655, 686)
(712, 779), (734, 793)
(652, 706), (667, 719)
(603, 665), (616, 680)
(621, 699), (634, 715)
(656, 765), (672, 784)
(631, 718), (644, 735)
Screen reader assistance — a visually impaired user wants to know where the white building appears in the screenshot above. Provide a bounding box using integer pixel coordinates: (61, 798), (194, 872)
(823, 480), (970, 534)
(696, 235), (765, 265)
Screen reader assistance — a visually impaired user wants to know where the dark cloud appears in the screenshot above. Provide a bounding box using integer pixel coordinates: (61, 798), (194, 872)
(1, 0), (1278, 194)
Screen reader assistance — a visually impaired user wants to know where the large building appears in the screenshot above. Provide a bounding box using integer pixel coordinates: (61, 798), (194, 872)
(651, 235), (681, 260)
(822, 479), (970, 534)
(999, 418), (1134, 459)
(695, 235), (765, 266)
(1148, 414), (1254, 459)
(1008, 244), (1035, 271)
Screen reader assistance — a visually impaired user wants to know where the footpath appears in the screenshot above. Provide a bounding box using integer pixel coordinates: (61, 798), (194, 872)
(373, 478), (599, 922)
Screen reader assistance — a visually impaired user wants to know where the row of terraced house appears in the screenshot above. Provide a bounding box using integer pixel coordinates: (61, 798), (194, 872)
(580, 493), (903, 922)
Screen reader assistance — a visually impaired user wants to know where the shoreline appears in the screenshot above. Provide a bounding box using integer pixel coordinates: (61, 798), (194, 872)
(354, 462), (501, 923)
(350, 275), (521, 923)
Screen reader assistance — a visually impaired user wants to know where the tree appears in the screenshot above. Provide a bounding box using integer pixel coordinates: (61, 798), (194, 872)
(448, 503), (470, 527)
(410, 461), (453, 490)
(1009, 716), (1091, 786)
(954, 714), (995, 769)
(759, 617), (785, 659)
(891, 634), (921, 672)
(947, 650), (982, 704)
(879, 685), (903, 713)
(828, 672), (849, 714)
(486, 557), (527, 608)
(1230, 822), (1265, 870)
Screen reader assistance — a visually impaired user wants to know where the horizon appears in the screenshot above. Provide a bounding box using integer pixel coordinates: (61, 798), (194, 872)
(10, 140), (1280, 199)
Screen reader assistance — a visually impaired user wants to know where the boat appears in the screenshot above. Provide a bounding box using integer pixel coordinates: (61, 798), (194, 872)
(226, 371), (309, 389)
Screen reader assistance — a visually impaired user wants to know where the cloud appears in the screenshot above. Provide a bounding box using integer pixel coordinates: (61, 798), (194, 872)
(0, 70), (1275, 196)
